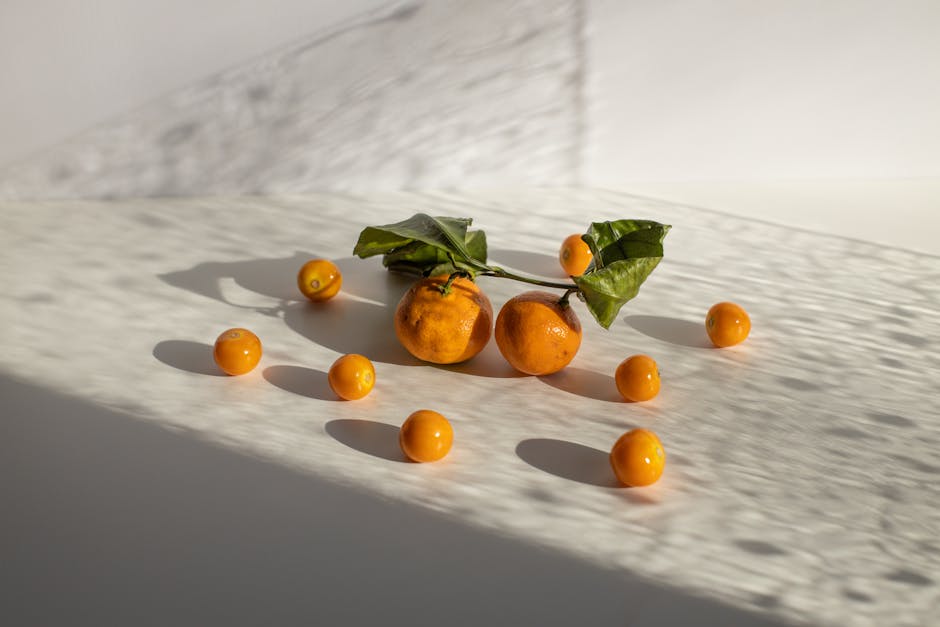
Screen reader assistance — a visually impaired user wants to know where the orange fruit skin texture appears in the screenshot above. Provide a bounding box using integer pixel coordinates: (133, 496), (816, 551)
(494, 291), (582, 376)
(213, 328), (262, 376)
(610, 428), (666, 487)
(615, 354), (661, 402)
(399, 409), (454, 463)
(559, 234), (593, 276)
(328, 353), (375, 400)
(297, 259), (342, 302)
(394, 275), (493, 364)
(706, 301), (751, 347)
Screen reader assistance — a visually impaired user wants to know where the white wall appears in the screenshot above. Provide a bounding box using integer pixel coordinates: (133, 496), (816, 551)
(587, 0), (940, 183)
(0, 0), (385, 166)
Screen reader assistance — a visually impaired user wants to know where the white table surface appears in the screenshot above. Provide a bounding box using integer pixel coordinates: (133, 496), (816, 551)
(2, 189), (938, 626)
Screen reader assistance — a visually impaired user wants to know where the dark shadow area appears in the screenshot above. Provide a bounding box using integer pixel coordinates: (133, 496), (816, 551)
(325, 419), (407, 463)
(152, 340), (225, 376)
(0, 375), (795, 626)
(334, 256), (416, 306)
(489, 247), (565, 279)
(158, 254), (415, 311)
(158, 251), (313, 304)
(516, 438), (620, 488)
(263, 365), (336, 401)
(282, 299), (420, 366)
(432, 341), (526, 379)
(539, 367), (621, 402)
(625, 315), (712, 348)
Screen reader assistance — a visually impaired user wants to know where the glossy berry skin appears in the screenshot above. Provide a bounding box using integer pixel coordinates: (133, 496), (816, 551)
(559, 234), (593, 276)
(297, 259), (342, 302)
(706, 302), (751, 347)
(399, 410), (454, 463)
(213, 328), (262, 375)
(615, 354), (660, 402)
(328, 353), (375, 400)
(610, 428), (666, 487)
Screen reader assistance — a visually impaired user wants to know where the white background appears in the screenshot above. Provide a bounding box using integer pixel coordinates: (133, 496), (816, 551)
(2, 0), (939, 251)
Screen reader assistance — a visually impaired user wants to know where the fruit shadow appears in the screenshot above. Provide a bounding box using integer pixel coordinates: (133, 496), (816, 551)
(624, 315), (712, 349)
(516, 439), (659, 504)
(158, 253), (413, 309)
(325, 419), (409, 463)
(516, 439), (620, 488)
(538, 367), (621, 402)
(152, 340), (225, 376)
(488, 248), (565, 279)
(282, 299), (420, 367)
(263, 365), (338, 401)
(433, 341), (526, 379)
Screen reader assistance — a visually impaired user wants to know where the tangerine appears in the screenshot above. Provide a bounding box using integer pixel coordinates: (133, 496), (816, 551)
(297, 259), (342, 302)
(399, 409), (454, 462)
(706, 302), (751, 347)
(494, 291), (582, 375)
(615, 354), (660, 402)
(213, 328), (262, 375)
(610, 428), (665, 487)
(394, 275), (493, 364)
(559, 234), (593, 276)
(328, 353), (375, 400)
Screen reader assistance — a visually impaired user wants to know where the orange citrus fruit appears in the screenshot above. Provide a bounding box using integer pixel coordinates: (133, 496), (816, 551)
(213, 328), (262, 375)
(615, 354), (660, 402)
(399, 409), (454, 462)
(610, 428), (665, 487)
(494, 291), (582, 375)
(297, 259), (342, 302)
(328, 353), (375, 400)
(559, 234), (593, 276)
(706, 302), (751, 347)
(394, 275), (493, 364)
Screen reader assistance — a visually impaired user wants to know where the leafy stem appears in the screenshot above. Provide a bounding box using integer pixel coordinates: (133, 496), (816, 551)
(480, 267), (577, 291)
(353, 213), (671, 329)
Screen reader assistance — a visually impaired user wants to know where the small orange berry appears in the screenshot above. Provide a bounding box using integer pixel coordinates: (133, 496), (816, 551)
(610, 428), (666, 487)
(399, 410), (454, 463)
(213, 328), (262, 375)
(559, 234), (593, 276)
(328, 353), (375, 400)
(297, 259), (342, 302)
(706, 302), (751, 347)
(615, 354), (660, 402)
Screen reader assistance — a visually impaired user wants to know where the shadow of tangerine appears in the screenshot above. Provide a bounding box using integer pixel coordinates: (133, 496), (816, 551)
(153, 340), (225, 376)
(263, 365), (337, 401)
(282, 298), (420, 367)
(538, 367), (621, 402)
(325, 419), (408, 463)
(516, 439), (620, 488)
(432, 341), (525, 379)
(624, 315), (711, 349)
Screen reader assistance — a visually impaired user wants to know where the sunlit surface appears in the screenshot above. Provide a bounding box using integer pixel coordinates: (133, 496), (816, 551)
(2, 190), (938, 625)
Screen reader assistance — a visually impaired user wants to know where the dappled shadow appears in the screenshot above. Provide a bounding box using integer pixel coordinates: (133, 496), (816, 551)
(152, 340), (225, 376)
(625, 315), (712, 348)
(325, 419), (407, 463)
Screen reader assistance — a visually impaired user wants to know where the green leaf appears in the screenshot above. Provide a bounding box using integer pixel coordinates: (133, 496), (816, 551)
(572, 220), (670, 328)
(353, 213), (489, 277)
(582, 220), (670, 269)
(574, 257), (664, 329)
